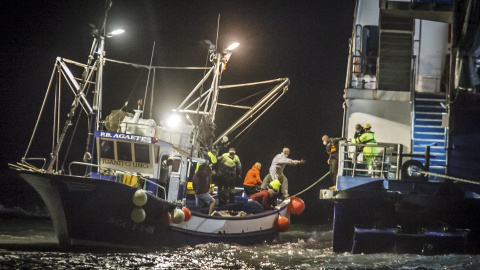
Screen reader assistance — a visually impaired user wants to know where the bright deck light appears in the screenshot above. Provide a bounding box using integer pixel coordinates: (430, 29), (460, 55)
(166, 114), (181, 129)
(225, 42), (240, 51)
(106, 29), (125, 38)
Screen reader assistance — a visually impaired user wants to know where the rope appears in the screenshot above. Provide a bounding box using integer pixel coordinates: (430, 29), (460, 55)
(421, 171), (480, 185)
(104, 58), (210, 70)
(291, 171), (331, 198)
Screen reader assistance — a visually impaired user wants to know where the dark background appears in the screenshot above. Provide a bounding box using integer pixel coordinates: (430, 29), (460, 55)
(0, 0), (355, 224)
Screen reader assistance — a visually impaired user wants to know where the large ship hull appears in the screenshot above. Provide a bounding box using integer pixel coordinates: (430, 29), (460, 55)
(321, 177), (480, 254)
(323, 0), (480, 254)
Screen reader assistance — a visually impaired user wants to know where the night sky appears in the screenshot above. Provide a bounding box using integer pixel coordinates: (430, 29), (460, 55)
(1, 0), (355, 223)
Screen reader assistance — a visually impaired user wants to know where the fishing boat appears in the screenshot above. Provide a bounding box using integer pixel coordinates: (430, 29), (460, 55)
(320, 0), (480, 254)
(9, 3), (298, 250)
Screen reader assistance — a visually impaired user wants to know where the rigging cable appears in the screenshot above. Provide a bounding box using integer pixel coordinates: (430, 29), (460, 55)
(126, 69), (146, 110)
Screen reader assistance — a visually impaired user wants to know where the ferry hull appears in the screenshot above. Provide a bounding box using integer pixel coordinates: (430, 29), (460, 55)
(322, 178), (480, 254)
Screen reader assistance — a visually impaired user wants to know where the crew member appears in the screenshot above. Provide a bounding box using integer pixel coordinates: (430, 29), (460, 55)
(351, 123), (378, 166)
(268, 147), (305, 198)
(192, 163), (216, 216)
(322, 135), (340, 189)
(247, 187), (278, 213)
(243, 162), (262, 197)
(354, 124), (364, 139)
(353, 124), (365, 157)
(217, 148), (242, 204)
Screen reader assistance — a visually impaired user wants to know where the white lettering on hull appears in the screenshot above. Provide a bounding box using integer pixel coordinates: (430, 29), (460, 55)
(108, 217), (155, 234)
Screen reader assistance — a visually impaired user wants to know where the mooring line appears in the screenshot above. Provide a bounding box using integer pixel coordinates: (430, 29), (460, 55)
(291, 171), (331, 197)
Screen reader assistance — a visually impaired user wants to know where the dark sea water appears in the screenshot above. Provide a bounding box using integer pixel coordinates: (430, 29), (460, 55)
(1, 217), (480, 270)
(1, 177), (480, 269)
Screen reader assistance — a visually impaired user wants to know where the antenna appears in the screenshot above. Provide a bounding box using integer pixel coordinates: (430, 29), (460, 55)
(215, 14), (220, 53)
(143, 41), (156, 117)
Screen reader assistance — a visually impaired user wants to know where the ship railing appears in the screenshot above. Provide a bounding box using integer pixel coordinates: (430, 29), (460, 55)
(21, 157), (47, 171)
(69, 161), (100, 176)
(338, 141), (402, 179)
(106, 121), (157, 136)
(349, 53), (377, 90)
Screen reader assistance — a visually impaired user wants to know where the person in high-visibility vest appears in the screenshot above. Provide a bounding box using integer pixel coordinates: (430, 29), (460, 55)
(217, 148), (242, 204)
(351, 123), (378, 166)
(195, 149), (218, 173)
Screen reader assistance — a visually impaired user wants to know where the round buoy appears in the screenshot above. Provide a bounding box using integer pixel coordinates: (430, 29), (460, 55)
(172, 208), (185, 224)
(274, 215), (290, 232)
(133, 189), (148, 206)
(160, 211), (172, 226)
(131, 207), (146, 223)
(182, 207), (191, 222)
(287, 196), (305, 215)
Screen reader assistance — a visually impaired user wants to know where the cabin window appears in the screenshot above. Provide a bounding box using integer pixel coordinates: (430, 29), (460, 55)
(100, 140), (114, 159)
(159, 155), (169, 184)
(362, 26), (378, 76)
(171, 158), (181, 173)
(135, 144), (150, 163)
(117, 141), (132, 161)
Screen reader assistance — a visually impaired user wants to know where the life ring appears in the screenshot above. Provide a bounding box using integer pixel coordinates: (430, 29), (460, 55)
(401, 160), (427, 181)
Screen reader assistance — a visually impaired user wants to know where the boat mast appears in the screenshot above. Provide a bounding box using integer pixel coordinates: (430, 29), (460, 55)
(209, 51), (223, 121)
(84, 34), (104, 174)
(44, 2), (111, 174)
(85, 1), (113, 174)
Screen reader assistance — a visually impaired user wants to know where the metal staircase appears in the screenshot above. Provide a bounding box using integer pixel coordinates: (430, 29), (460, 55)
(380, 0), (454, 24)
(377, 11), (414, 91)
(412, 92), (447, 176)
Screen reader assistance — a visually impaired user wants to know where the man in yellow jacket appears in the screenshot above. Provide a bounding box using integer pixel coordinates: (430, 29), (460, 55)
(217, 148), (242, 204)
(351, 123), (378, 166)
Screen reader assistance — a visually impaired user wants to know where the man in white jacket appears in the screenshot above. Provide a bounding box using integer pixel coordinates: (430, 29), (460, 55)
(268, 147), (305, 198)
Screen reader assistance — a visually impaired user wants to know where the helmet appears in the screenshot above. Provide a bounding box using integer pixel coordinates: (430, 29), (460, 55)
(363, 123), (371, 129)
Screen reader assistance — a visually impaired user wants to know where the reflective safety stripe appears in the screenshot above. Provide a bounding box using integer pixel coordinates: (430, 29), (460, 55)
(208, 152), (217, 164)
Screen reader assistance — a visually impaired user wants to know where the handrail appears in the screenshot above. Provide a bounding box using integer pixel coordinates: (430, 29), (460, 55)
(349, 53), (378, 90)
(139, 176), (167, 201)
(69, 161), (99, 176)
(338, 141), (402, 179)
(21, 157), (47, 170)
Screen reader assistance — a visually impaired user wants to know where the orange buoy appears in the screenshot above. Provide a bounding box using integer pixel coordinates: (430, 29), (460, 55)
(287, 196), (305, 215)
(183, 207), (191, 222)
(160, 211), (172, 226)
(274, 215), (290, 232)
